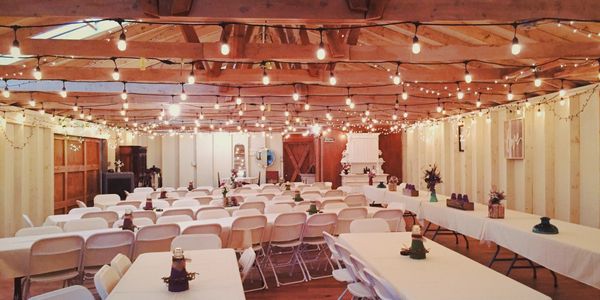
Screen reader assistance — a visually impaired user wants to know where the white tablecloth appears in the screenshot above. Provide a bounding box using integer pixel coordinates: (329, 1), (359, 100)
(107, 249), (245, 300)
(339, 232), (550, 300)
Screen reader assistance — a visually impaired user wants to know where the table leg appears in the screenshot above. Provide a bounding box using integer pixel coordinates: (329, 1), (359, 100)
(13, 277), (22, 300)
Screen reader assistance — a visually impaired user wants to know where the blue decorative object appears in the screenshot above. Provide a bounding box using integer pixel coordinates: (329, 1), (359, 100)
(533, 217), (559, 234)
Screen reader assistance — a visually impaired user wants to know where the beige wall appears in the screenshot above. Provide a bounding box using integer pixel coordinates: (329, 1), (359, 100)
(402, 84), (600, 228)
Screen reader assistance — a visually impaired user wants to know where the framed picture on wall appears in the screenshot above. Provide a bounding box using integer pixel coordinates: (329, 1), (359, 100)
(458, 125), (465, 152)
(505, 118), (524, 159)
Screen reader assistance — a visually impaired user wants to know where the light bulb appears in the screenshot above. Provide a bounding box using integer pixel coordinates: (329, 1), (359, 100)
(2, 87), (9, 98)
(329, 73), (337, 85)
(534, 77), (542, 87)
(261, 115), (266, 121)
(39, 108), (45, 115)
(120, 109), (126, 116)
(29, 99), (36, 107)
(284, 110), (290, 117)
(168, 103), (181, 117)
(559, 88), (566, 97)
(214, 102), (220, 109)
(436, 105), (442, 113)
(72, 105), (78, 112)
(60, 88), (67, 98)
(220, 42), (230, 55)
(392, 74), (401, 85)
(392, 113), (397, 120)
(33, 66), (42, 80)
(238, 110), (244, 116)
(122, 101), (129, 110)
(559, 98), (566, 106)
(10, 39), (20, 57)
(180, 91), (187, 101)
(326, 112), (332, 120)
(402, 91), (408, 100)
(292, 92), (299, 101)
(457, 90), (464, 100)
(345, 97), (352, 105)
(304, 103), (310, 110)
(112, 68), (120, 81)
(536, 108), (542, 117)
(476, 100), (482, 108)
(403, 111), (408, 118)
(316, 42), (326, 60)
(262, 71), (270, 85)
(260, 104), (266, 111)
(187, 71), (195, 84)
(87, 114), (93, 121)
(121, 90), (128, 100)
(235, 97), (242, 105)
(464, 72), (472, 83)
(511, 37), (521, 55)
(349, 102), (355, 109)
(199, 113), (204, 120)
(365, 110), (370, 116)
(117, 32), (127, 51)
(79, 112), (85, 119)
(507, 92), (514, 101)
(123, 116), (129, 122)
(411, 36), (421, 54)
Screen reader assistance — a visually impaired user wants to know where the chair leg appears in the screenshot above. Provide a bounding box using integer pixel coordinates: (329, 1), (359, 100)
(337, 287), (348, 300)
(267, 245), (307, 287)
(299, 244), (334, 280)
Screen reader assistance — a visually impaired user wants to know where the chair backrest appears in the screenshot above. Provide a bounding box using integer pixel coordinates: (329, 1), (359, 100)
(239, 247), (256, 282)
(227, 215), (267, 250)
(15, 226), (62, 237)
(156, 215), (193, 224)
(93, 194), (121, 206)
(192, 187), (212, 194)
(261, 185), (281, 193)
(350, 218), (391, 233)
(344, 194), (368, 207)
(29, 235), (84, 277)
(172, 199), (200, 208)
(22, 214), (34, 227)
(271, 195), (293, 202)
(68, 207), (101, 215)
(209, 199), (224, 207)
(161, 208), (194, 218)
(186, 191), (208, 198)
(134, 224), (180, 259)
(94, 265), (120, 300)
(83, 231), (134, 268)
(269, 212), (307, 243)
(320, 199), (345, 209)
(131, 210), (157, 223)
(125, 192), (148, 201)
(146, 199), (170, 209)
(182, 223), (222, 236)
(81, 211), (119, 227)
(387, 202), (406, 210)
(113, 217), (154, 228)
(239, 201), (265, 213)
(302, 189), (322, 195)
(106, 205), (137, 213)
(176, 186), (189, 191)
(76, 200), (87, 208)
(160, 187), (175, 192)
(296, 184), (310, 191)
(244, 195), (268, 203)
(302, 213), (337, 239)
(211, 188), (224, 195)
(334, 242), (360, 282)
(336, 207), (368, 235)
(280, 190), (293, 196)
(171, 234), (222, 251)
(324, 189), (344, 197)
(196, 208), (230, 220)
(322, 231), (341, 263)
(256, 193), (275, 200)
(372, 209), (405, 232)
(362, 268), (405, 300)
(311, 182), (328, 189)
(293, 202), (312, 212)
(265, 203), (293, 214)
(232, 208), (261, 217)
(63, 217), (108, 232)
(193, 196), (213, 205)
(324, 203), (349, 210)
(117, 200), (142, 208)
(134, 187), (154, 193)
(349, 254), (375, 291)
(29, 285), (94, 300)
(110, 253), (132, 277)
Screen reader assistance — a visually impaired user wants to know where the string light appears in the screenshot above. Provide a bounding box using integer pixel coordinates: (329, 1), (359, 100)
(168, 96), (181, 117)
(476, 94), (482, 108)
(456, 82), (464, 100)
(464, 62), (472, 83)
(260, 97), (266, 111)
(235, 88), (242, 105)
(392, 109), (398, 120)
(117, 20), (127, 51)
(28, 95), (36, 107)
(345, 88), (352, 105)
(559, 80), (566, 97)
(199, 108), (205, 119)
(180, 83), (187, 101)
(214, 98), (220, 110)
(38, 103), (45, 115)
(262, 68), (270, 85)
(292, 85), (300, 101)
(401, 84), (408, 100)
(436, 99), (442, 113)
(111, 58), (120, 81)
(2, 80), (9, 98)
(119, 108), (126, 116)
(59, 81), (68, 98)
(507, 84), (514, 100)
(403, 105), (408, 118)
(349, 102), (355, 109)
(511, 23), (521, 55)
(411, 23), (421, 54)
(122, 99), (129, 110)
(304, 103), (310, 110)
(219, 24), (230, 55)
(534, 71), (542, 87)
(316, 29), (326, 60)
(187, 66), (195, 84)
(392, 62), (401, 85)
(72, 100), (79, 111)
(33, 58), (42, 80)
(328, 69), (337, 85)
(120, 82), (128, 100)
(10, 26), (20, 57)
(365, 105), (371, 116)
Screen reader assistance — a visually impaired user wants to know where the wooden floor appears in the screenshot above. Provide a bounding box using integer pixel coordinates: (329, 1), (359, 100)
(2, 221), (599, 299)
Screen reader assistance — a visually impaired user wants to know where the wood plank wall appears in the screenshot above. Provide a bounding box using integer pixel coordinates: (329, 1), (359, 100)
(402, 85), (600, 228)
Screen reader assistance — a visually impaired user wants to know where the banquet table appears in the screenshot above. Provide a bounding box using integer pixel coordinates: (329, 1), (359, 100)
(107, 249), (245, 300)
(339, 232), (551, 300)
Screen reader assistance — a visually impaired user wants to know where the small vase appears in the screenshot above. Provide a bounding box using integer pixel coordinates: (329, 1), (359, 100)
(488, 203), (505, 219)
(429, 190), (438, 202)
(368, 177), (373, 186)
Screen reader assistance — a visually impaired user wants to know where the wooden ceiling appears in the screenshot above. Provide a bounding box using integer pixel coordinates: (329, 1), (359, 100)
(0, 0), (599, 133)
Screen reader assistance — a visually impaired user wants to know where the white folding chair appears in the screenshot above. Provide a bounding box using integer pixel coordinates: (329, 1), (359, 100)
(182, 223), (222, 237)
(76, 200), (87, 208)
(131, 210), (157, 223)
(161, 208), (194, 219)
(349, 255), (378, 298)
(15, 226), (62, 237)
(185, 190), (208, 198)
(232, 208), (262, 217)
(156, 215), (193, 224)
(23, 235), (85, 299)
(172, 199), (201, 208)
(133, 224), (180, 259)
(227, 215), (268, 291)
(193, 196), (213, 205)
(293, 202), (312, 212)
(363, 268), (406, 300)
(320, 198), (345, 209)
(211, 188), (224, 196)
(113, 217), (154, 228)
(265, 212), (307, 287)
(22, 214), (34, 227)
(93, 194), (120, 208)
(336, 207), (368, 235)
(256, 193), (276, 200)
(265, 203), (293, 214)
(324, 203), (349, 210)
(68, 207), (101, 215)
(29, 285), (94, 300)
(171, 234), (222, 250)
(94, 265), (120, 300)
(299, 213), (338, 280)
(324, 189), (344, 197)
(125, 192), (148, 201)
(106, 205), (137, 213)
(311, 182), (328, 189)
(350, 218), (391, 233)
(176, 186), (189, 191)
(244, 195), (268, 203)
(301, 190), (322, 197)
(82, 231), (134, 279)
(209, 199), (224, 207)
(373, 209), (406, 232)
(344, 194), (368, 207)
(272, 195), (293, 202)
(134, 187), (154, 193)
(335, 243), (375, 299)
(239, 201), (265, 213)
(63, 218), (108, 232)
(160, 187), (175, 192)
(196, 208), (230, 220)
(239, 247), (256, 282)
(110, 253), (132, 277)
(261, 185), (281, 193)
(117, 200), (142, 208)
(81, 211), (119, 228)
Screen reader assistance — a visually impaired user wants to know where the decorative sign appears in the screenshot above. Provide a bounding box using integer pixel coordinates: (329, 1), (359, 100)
(504, 118), (524, 159)
(323, 137), (335, 143)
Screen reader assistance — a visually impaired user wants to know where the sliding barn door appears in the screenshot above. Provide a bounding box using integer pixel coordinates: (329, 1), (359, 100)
(283, 136), (318, 182)
(54, 136), (106, 214)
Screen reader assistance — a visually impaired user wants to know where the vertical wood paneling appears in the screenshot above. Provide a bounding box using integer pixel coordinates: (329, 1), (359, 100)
(523, 109), (534, 213)
(544, 107), (556, 218)
(569, 97), (581, 223)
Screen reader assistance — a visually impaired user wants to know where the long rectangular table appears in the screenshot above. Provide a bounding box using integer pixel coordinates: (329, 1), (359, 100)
(363, 185), (600, 289)
(339, 232), (551, 300)
(107, 249), (245, 300)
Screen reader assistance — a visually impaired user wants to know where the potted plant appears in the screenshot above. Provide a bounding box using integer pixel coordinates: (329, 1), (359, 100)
(423, 164), (442, 202)
(388, 176), (399, 191)
(488, 187), (505, 218)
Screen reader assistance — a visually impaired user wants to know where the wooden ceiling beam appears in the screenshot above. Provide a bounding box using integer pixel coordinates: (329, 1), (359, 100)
(7, 38), (599, 63)
(1, 0), (598, 23)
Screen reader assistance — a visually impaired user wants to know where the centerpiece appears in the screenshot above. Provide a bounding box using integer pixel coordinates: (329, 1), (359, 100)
(187, 181), (194, 191)
(488, 187), (505, 218)
(423, 164), (442, 202)
(342, 163), (351, 175)
(388, 176), (399, 191)
(293, 190), (304, 202)
(114, 160), (124, 172)
(402, 184), (419, 196)
(446, 193), (474, 210)
(400, 224), (428, 259)
(162, 248), (198, 292)
(120, 209), (136, 231)
(368, 169), (376, 186)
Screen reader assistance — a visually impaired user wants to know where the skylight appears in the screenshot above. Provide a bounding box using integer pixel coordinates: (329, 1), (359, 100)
(1, 19), (122, 65)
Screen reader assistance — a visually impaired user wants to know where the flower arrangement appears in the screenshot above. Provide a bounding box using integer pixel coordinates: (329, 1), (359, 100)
(488, 186), (506, 218)
(114, 160), (124, 172)
(488, 187), (505, 205)
(342, 163), (351, 175)
(423, 164), (442, 192)
(389, 176), (399, 185)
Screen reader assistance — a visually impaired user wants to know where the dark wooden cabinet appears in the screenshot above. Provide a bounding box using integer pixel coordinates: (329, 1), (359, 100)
(118, 146), (147, 186)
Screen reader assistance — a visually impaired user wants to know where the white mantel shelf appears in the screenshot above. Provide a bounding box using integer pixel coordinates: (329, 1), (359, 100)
(341, 173), (388, 187)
